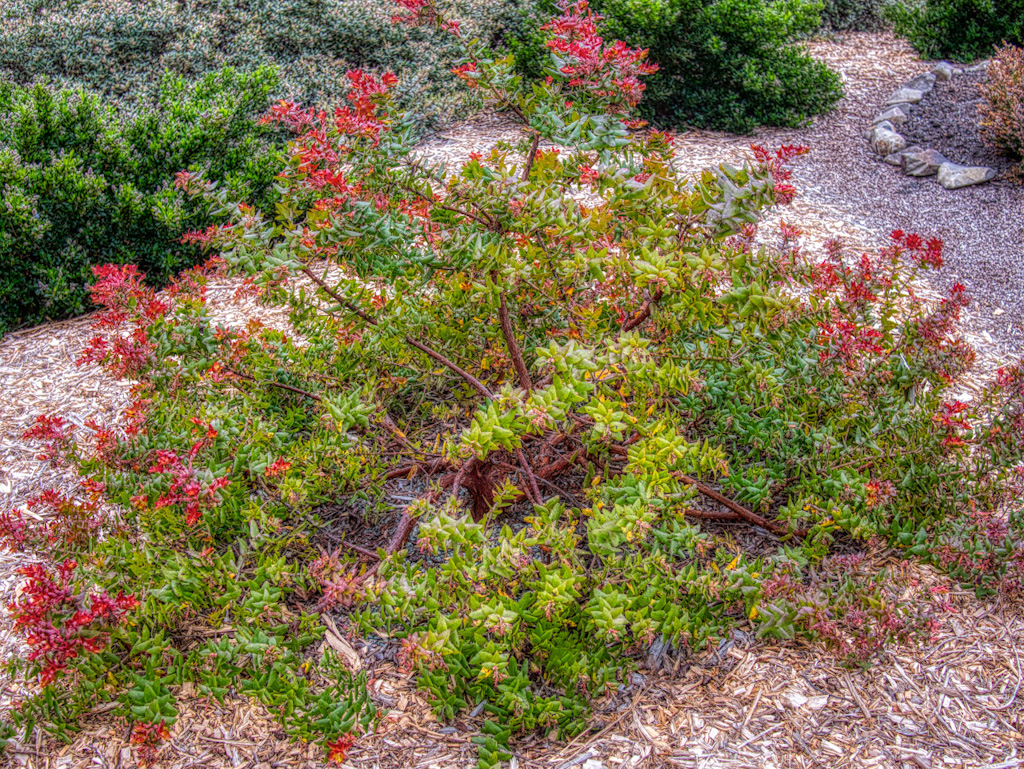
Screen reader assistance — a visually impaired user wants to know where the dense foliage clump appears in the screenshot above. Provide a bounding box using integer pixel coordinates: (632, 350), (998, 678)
(0, 0), (525, 129)
(887, 0), (1024, 60)
(509, 0), (843, 133)
(980, 44), (1024, 170)
(819, 0), (894, 31)
(3, 1), (1024, 767)
(0, 68), (287, 334)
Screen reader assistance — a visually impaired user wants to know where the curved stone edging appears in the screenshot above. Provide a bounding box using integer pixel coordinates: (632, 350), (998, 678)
(865, 60), (997, 189)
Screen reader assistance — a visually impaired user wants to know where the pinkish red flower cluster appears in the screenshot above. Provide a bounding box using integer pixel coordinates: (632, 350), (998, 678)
(888, 230), (944, 270)
(131, 721), (170, 767)
(264, 458), (292, 478)
(336, 70), (397, 145)
(9, 560), (138, 685)
(74, 264), (170, 378)
(4, 488), (106, 553)
(87, 264), (168, 329)
(145, 449), (230, 527)
(934, 400), (973, 447)
(391, 0), (437, 25)
(138, 420), (230, 526)
(863, 479), (896, 508)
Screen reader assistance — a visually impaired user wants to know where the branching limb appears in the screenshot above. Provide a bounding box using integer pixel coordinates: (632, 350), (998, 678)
(521, 132), (541, 182)
(499, 289), (533, 392)
(622, 288), (664, 332)
(225, 366), (322, 402)
(404, 337), (492, 399)
(300, 266), (379, 326)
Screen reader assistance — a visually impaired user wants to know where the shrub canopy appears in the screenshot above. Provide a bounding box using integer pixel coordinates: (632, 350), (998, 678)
(888, 0), (1024, 61)
(0, 68), (286, 334)
(509, 0), (844, 133)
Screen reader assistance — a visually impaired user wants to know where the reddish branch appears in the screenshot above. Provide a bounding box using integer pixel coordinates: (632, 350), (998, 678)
(515, 448), (543, 504)
(383, 457), (448, 480)
(404, 337), (492, 398)
(671, 471), (794, 535)
(521, 133), (541, 182)
(499, 290), (533, 392)
(338, 540), (380, 559)
(682, 508), (744, 522)
(622, 288), (664, 332)
(300, 266), (378, 326)
(225, 366), (322, 402)
(299, 266), (493, 400)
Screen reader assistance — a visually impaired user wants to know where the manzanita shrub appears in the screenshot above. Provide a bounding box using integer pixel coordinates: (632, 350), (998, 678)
(4, 1), (1024, 766)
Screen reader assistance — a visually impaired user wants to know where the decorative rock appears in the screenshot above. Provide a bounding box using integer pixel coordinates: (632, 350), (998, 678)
(863, 119), (893, 140)
(872, 128), (906, 156)
(901, 147), (948, 176)
(937, 161), (996, 189)
(886, 88), (924, 106)
(931, 61), (955, 81)
(965, 60), (989, 73)
(883, 145), (922, 166)
(905, 72), (937, 93)
(872, 106), (909, 126)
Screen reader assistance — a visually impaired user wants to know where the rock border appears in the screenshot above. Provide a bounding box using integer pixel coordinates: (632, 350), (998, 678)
(864, 60), (997, 189)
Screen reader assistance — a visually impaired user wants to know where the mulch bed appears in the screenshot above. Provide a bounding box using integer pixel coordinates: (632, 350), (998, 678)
(901, 67), (1021, 181)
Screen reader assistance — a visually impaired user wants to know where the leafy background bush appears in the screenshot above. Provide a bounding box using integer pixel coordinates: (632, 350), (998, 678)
(979, 43), (1024, 167)
(0, 67), (287, 334)
(0, 0), (526, 128)
(509, 0), (843, 133)
(887, 0), (1024, 60)
(819, 0), (895, 30)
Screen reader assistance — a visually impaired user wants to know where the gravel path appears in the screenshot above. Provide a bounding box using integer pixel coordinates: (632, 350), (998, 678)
(746, 35), (1024, 356)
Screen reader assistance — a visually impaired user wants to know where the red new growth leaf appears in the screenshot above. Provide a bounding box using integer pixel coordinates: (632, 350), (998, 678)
(541, 1), (658, 112)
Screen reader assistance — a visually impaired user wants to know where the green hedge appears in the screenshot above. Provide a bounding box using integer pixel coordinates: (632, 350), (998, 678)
(509, 0), (843, 134)
(0, 68), (287, 334)
(887, 0), (1024, 61)
(0, 0), (527, 129)
(819, 0), (895, 30)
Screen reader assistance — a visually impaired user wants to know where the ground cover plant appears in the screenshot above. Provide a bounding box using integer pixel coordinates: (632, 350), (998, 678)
(3, 1), (1024, 766)
(0, 67), (288, 334)
(887, 0), (1024, 60)
(508, 0), (844, 133)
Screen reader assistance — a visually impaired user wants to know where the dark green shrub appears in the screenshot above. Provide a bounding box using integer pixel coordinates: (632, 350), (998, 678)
(887, 0), (1024, 61)
(0, 67), (287, 334)
(819, 0), (894, 30)
(509, 0), (843, 134)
